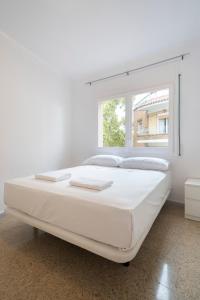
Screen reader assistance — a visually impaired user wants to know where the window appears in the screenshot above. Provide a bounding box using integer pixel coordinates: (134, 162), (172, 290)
(98, 98), (126, 147)
(158, 117), (168, 134)
(98, 87), (170, 149)
(137, 119), (143, 134)
(132, 88), (169, 147)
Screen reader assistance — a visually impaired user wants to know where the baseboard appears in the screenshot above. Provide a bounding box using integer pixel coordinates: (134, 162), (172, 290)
(185, 214), (200, 221)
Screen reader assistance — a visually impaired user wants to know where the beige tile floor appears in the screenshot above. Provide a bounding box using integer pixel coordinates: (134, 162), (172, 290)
(0, 201), (199, 300)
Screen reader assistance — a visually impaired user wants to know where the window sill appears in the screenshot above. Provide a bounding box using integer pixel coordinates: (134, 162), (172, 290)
(96, 146), (175, 158)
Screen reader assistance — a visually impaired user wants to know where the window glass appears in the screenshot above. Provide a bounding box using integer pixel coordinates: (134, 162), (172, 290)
(99, 98), (126, 147)
(132, 88), (169, 147)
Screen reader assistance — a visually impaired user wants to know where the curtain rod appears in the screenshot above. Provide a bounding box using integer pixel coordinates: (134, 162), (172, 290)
(86, 53), (190, 86)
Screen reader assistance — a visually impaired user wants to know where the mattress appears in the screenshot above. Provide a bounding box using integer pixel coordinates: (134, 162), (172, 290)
(4, 166), (171, 249)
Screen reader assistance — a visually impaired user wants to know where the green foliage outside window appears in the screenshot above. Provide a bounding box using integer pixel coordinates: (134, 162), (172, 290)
(102, 98), (125, 147)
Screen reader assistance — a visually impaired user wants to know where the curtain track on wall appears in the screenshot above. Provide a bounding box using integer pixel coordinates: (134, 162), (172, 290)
(86, 53), (189, 86)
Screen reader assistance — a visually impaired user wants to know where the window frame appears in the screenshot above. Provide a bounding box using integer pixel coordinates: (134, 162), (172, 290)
(98, 83), (176, 156)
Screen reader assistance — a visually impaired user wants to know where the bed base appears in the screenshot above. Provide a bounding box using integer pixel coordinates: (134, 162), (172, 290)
(6, 190), (169, 264)
(122, 262), (130, 267)
(31, 226), (131, 266)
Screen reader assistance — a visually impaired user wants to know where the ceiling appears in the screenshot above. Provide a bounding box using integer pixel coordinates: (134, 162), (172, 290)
(0, 0), (200, 80)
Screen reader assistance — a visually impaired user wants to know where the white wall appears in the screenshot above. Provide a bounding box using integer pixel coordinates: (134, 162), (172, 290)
(0, 32), (71, 212)
(1, 30), (199, 209)
(71, 45), (200, 203)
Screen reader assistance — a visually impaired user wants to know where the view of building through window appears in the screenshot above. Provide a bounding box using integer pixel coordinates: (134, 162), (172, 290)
(101, 98), (125, 147)
(132, 88), (169, 147)
(99, 88), (169, 148)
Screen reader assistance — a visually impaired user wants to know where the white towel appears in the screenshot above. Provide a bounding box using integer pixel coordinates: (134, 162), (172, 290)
(69, 177), (113, 191)
(35, 171), (71, 182)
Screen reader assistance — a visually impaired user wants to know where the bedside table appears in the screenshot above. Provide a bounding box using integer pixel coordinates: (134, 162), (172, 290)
(185, 178), (200, 221)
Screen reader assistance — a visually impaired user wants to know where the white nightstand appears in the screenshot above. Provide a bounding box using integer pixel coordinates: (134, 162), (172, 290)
(185, 178), (200, 221)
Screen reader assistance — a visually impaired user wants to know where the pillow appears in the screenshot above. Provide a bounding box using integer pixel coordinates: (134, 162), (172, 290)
(83, 155), (123, 167)
(119, 157), (169, 171)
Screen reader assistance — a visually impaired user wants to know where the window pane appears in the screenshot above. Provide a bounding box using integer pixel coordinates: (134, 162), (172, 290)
(132, 88), (169, 147)
(100, 98), (126, 147)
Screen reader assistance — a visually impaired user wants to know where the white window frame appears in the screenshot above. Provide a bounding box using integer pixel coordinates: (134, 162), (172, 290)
(98, 83), (177, 156)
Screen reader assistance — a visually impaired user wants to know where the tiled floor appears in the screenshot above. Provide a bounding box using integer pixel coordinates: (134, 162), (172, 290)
(0, 201), (199, 300)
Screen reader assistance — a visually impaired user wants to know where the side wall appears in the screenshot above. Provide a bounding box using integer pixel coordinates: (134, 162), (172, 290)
(71, 46), (200, 203)
(0, 33), (71, 212)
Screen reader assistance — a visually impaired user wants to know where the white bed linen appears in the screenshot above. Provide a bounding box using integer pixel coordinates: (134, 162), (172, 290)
(4, 166), (171, 249)
(69, 177), (113, 190)
(6, 189), (169, 263)
(35, 170), (71, 182)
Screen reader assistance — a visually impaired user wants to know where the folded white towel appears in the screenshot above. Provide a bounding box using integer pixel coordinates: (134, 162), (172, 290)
(35, 171), (71, 182)
(69, 177), (113, 191)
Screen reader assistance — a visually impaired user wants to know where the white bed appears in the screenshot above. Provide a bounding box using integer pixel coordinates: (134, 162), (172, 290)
(4, 165), (171, 263)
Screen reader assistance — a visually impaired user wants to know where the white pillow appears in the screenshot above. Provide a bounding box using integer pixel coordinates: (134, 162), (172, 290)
(119, 157), (169, 171)
(83, 155), (123, 167)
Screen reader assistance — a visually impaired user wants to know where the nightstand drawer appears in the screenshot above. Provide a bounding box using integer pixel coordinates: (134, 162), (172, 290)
(185, 185), (200, 201)
(185, 198), (200, 219)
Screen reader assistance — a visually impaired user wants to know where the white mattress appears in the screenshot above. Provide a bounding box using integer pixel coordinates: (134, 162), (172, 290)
(4, 166), (171, 249)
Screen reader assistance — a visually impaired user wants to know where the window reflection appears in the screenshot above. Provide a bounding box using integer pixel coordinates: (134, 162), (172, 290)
(156, 264), (170, 300)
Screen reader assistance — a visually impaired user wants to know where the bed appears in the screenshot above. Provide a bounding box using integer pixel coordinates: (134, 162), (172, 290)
(4, 165), (171, 263)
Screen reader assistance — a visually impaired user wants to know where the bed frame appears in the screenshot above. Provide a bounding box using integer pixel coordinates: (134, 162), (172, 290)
(6, 190), (169, 265)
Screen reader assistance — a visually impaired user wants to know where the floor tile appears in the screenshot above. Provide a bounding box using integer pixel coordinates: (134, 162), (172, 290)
(0, 202), (199, 300)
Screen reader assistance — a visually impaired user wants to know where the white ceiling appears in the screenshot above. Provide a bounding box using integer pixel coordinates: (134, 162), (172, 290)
(0, 0), (200, 80)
